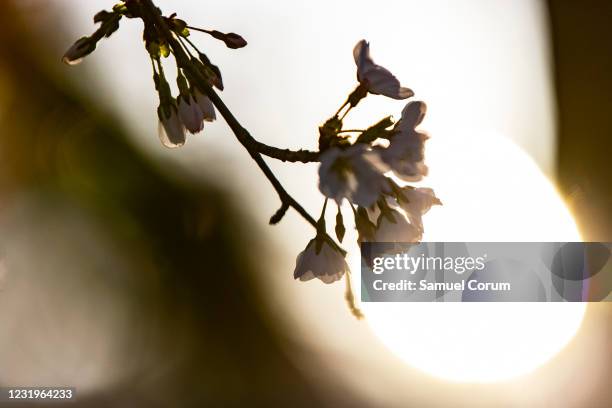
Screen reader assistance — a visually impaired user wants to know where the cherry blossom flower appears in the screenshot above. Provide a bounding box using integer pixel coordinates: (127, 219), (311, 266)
(158, 104), (186, 148)
(294, 239), (349, 284)
(381, 101), (429, 181)
(374, 208), (422, 243)
(177, 95), (205, 134)
(399, 187), (442, 232)
(353, 40), (413, 100)
(319, 144), (389, 207)
(195, 90), (216, 122)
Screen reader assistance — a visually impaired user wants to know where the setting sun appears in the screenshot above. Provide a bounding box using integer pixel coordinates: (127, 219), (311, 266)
(359, 135), (586, 382)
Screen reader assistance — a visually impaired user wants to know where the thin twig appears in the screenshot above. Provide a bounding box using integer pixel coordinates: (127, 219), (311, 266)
(337, 129), (365, 134)
(345, 270), (364, 319)
(251, 142), (319, 163)
(186, 25), (213, 35)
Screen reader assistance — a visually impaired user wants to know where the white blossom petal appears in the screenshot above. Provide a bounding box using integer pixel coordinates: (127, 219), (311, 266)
(366, 195), (397, 221)
(361, 66), (414, 99)
(353, 40), (413, 100)
(381, 132), (429, 181)
(352, 163), (386, 206)
(319, 148), (356, 204)
(353, 39), (376, 76)
(178, 96), (205, 134)
(195, 91), (216, 122)
(398, 101), (427, 131)
(399, 187), (441, 231)
(158, 108), (186, 148)
(319, 145), (388, 207)
(374, 209), (422, 243)
(294, 240), (348, 284)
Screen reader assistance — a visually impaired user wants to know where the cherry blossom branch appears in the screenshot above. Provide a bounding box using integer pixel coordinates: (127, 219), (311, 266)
(179, 21), (321, 163)
(63, 1), (438, 319)
(251, 142), (319, 163)
(138, 0), (342, 252)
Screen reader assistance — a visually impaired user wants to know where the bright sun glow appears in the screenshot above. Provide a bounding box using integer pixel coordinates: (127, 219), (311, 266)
(357, 134), (586, 382)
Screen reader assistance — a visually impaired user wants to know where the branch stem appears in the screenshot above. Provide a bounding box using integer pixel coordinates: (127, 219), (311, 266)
(139, 0), (341, 252)
(186, 25), (214, 35)
(251, 141), (319, 163)
(338, 129), (365, 134)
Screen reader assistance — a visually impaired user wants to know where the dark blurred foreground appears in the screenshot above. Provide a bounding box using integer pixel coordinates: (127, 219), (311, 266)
(0, 3), (364, 407)
(549, 0), (612, 241)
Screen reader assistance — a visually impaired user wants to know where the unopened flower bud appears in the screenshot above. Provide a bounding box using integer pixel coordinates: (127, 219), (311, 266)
(194, 90), (216, 122)
(158, 104), (186, 148)
(177, 95), (205, 134)
(214, 31), (248, 49)
(228, 33), (247, 48)
(62, 37), (96, 66)
(194, 56), (224, 91)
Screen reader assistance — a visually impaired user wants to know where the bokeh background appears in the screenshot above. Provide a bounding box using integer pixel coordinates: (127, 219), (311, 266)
(0, 0), (610, 406)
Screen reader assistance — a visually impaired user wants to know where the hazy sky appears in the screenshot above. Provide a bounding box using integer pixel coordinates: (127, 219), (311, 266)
(45, 1), (576, 404)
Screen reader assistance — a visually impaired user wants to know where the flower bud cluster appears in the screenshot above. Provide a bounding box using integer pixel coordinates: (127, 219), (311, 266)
(63, 2), (246, 148)
(156, 67), (218, 148)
